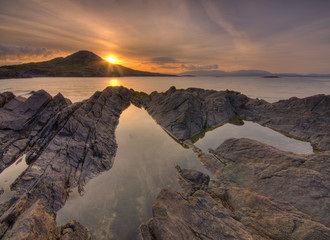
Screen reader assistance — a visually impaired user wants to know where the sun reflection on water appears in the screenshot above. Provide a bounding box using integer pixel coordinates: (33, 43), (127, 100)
(108, 79), (121, 87)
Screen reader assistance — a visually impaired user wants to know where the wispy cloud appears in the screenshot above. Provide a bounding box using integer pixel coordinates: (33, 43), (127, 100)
(181, 64), (219, 71)
(0, 0), (329, 73)
(149, 57), (181, 64)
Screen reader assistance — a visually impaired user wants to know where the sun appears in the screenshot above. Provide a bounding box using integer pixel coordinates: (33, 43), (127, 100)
(104, 57), (117, 63)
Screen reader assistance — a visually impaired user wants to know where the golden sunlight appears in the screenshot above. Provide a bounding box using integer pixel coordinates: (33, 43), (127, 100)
(109, 79), (121, 87)
(105, 57), (117, 63)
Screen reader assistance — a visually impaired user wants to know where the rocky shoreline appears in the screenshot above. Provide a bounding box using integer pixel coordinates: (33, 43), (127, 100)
(0, 86), (329, 239)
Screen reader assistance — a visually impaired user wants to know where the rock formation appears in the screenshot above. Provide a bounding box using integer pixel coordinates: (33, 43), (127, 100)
(236, 94), (330, 150)
(0, 86), (329, 239)
(140, 86), (243, 140)
(0, 87), (130, 239)
(141, 139), (330, 239)
(140, 86), (330, 150)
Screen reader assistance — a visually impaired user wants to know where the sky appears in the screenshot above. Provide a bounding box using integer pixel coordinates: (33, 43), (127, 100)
(0, 0), (330, 74)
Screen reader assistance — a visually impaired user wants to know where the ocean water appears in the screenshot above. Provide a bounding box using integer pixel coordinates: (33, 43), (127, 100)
(0, 76), (328, 239)
(1, 76), (329, 103)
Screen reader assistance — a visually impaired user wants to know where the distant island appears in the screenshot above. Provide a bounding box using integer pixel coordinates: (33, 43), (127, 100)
(179, 69), (330, 78)
(0, 50), (173, 79)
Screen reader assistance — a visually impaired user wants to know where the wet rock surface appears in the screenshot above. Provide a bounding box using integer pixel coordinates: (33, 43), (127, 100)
(142, 140), (330, 239)
(0, 87), (130, 239)
(140, 86), (241, 140)
(237, 94), (330, 150)
(0, 90), (71, 172)
(212, 138), (330, 227)
(0, 86), (329, 239)
(140, 87), (330, 150)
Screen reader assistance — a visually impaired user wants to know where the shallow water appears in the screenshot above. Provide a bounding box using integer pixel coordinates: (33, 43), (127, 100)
(195, 121), (313, 155)
(56, 106), (210, 239)
(56, 105), (313, 239)
(0, 154), (28, 203)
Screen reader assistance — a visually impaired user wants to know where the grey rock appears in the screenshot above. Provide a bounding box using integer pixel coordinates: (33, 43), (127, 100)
(56, 220), (91, 240)
(140, 188), (256, 240)
(142, 160), (330, 239)
(140, 87), (240, 140)
(0, 90), (52, 131)
(2, 200), (56, 240)
(236, 94), (330, 150)
(9, 87), (130, 212)
(0, 91), (71, 173)
(0, 87), (130, 239)
(139, 87), (330, 150)
(0, 92), (15, 108)
(174, 164), (209, 197)
(1, 199), (90, 240)
(212, 138), (330, 227)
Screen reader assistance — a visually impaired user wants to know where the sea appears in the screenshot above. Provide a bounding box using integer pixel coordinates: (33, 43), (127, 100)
(1, 76), (329, 239)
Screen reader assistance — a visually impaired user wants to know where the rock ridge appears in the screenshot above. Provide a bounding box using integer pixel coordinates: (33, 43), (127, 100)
(141, 139), (330, 239)
(0, 86), (329, 239)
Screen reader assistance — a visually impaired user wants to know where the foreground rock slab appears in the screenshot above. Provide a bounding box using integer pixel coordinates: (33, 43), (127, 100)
(142, 138), (330, 239)
(210, 138), (330, 227)
(0, 87), (130, 239)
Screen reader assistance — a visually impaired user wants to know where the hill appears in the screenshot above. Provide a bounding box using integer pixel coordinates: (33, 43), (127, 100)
(180, 69), (330, 78)
(179, 69), (271, 77)
(0, 50), (172, 79)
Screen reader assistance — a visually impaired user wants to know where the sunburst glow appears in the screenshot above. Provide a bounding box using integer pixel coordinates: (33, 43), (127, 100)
(105, 57), (117, 63)
(109, 79), (121, 87)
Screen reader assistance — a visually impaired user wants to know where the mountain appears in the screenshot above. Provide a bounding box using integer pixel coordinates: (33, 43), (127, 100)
(180, 69), (330, 78)
(179, 69), (271, 77)
(0, 50), (172, 79)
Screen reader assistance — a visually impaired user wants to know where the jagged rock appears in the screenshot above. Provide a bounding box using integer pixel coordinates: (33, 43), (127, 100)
(0, 90), (52, 131)
(1, 86), (329, 239)
(56, 220), (91, 240)
(9, 87), (130, 212)
(237, 94), (330, 150)
(0, 91), (71, 172)
(1, 199), (90, 240)
(0, 92), (15, 108)
(140, 188), (256, 240)
(141, 163), (330, 239)
(174, 164), (210, 196)
(140, 87), (242, 140)
(139, 87), (330, 150)
(1, 200), (55, 240)
(227, 186), (330, 240)
(211, 138), (330, 227)
(0, 87), (130, 238)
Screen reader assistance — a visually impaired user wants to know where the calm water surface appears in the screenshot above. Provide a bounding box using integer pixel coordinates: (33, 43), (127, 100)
(0, 76), (326, 239)
(56, 106), (209, 239)
(1, 76), (329, 102)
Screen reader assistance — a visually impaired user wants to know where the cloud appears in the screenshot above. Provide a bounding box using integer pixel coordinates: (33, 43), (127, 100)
(0, 45), (56, 60)
(159, 65), (180, 69)
(181, 64), (218, 71)
(1, 0), (330, 73)
(149, 57), (181, 64)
